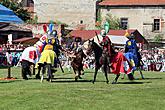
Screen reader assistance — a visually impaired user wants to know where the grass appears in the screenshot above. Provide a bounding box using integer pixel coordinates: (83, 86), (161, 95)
(0, 67), (165, 110)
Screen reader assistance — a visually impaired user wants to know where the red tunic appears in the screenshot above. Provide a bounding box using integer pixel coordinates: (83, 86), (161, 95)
(100, 35), (113, 56)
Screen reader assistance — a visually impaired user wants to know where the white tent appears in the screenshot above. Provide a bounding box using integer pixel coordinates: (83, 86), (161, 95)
(83, 34), (128, 48)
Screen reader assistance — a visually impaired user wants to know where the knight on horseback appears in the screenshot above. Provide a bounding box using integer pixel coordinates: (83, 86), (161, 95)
(35, 30), (65, 80)
(99, 29), (115, 68)
(71, 43), (86, 81)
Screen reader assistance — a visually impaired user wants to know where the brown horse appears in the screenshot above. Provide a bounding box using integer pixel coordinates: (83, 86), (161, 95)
(71, 48), (86, 81)
(86, 39), (134, 84)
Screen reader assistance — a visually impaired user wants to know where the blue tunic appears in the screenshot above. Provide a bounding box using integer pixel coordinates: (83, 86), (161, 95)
(125, 39), (139, 69)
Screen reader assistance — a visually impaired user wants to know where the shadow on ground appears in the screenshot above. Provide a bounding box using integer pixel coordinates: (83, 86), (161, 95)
(117, 81), (152, 84)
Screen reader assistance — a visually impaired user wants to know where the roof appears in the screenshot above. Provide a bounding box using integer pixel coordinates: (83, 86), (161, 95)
(99, 0), (165, 6)
(0, 23), (31, 32)
(68, 29), (148, 44)
(13, 37), (39, 45)
(0, 4), (24, 24)
(67, 30), (101, 41)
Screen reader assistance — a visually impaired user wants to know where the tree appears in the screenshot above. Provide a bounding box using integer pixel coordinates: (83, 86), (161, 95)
(95, 13), (122, 30)
(0, 0), (31, 22)
(105, 13), (121, 30)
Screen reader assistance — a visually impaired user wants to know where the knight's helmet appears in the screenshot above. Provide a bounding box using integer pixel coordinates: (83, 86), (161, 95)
(100, 29), (106, 37)
(125, 30), (135, 39)
(45, 33), (55, 45)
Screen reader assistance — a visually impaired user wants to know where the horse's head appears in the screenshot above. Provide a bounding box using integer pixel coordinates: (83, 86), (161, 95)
(86, 39), (95, 55)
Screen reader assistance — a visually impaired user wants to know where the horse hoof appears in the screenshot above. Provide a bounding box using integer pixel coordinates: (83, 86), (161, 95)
(35, 75), (41, 79)
(92, 81), (95, 84)
(112, 81), (117, 84)
(75, 76), (78, 82)
(78, 76), (82, 79)
(106, 81), (109, 84)
(49, 79), (52, 82)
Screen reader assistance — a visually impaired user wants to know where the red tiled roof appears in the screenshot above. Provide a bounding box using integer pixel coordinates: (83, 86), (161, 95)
(68, 30), (101, 41)
(99, 0), (165, 6)
(68, 29), (148, 44)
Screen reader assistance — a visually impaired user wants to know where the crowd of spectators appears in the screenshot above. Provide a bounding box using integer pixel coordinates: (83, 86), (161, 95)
(0, 44), (25, 66)
(1, 41), (165, 72)
(141, 47), (165, 72)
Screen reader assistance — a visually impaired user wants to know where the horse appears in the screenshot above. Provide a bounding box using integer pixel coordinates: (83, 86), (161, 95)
(86, 39), (134, 84)
(37, 44), (57, 82)
(70, 48), (86, 81)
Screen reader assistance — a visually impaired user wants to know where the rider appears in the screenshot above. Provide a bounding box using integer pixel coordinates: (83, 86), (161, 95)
(99, 29), (115, 67)
(125, 32), (139, 69)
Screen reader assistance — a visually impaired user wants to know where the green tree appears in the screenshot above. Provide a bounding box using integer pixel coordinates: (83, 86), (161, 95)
(105, 13), (121, 30)
(0, 0), (31, 22)
(95, 13), (122, 30)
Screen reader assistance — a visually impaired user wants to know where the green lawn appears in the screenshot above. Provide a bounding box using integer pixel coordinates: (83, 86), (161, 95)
(0, 67), (165, 110)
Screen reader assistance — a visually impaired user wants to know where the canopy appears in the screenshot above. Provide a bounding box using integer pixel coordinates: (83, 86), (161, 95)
(0, 4), (23, 24)
(83, 35), (129, 48)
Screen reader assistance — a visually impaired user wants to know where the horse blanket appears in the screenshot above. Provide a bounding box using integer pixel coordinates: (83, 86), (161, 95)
(20, 46), (40, 64)
(111, 52), (132, 74)
(38, 49), (56, 66)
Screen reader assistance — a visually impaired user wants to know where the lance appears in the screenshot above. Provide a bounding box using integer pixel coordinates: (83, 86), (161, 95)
(95, 31), (100, 43)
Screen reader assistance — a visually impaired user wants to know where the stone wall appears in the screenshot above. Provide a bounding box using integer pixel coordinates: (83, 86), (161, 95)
(34, 0), (97, 29)
(100, 6), (165, 41)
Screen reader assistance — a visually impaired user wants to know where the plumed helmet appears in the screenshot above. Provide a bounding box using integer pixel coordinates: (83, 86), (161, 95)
(127, 32), (135, 39)
(100, 29), (106, 37)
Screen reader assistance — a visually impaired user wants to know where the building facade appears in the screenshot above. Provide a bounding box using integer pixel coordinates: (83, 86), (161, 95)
(99, 0), (165, 43)
(33, 0), (97, 29)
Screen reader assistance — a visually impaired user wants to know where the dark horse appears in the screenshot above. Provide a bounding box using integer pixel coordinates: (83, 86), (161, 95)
(86, 39), (134, 84)
(71, 48), (86, 81)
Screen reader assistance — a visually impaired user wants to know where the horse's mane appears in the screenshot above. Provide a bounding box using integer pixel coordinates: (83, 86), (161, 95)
(92, 41), (102, 53)
(91, 41), (102, 62)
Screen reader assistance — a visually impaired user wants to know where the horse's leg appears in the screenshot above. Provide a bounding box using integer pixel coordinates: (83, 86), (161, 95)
(138, 67), (144, 79)
(78, 69), (82, 79)
(112, 74), (120, 84)
(36, 65), (41, 79)
(127, 72), (134, 80)
(73, 68), (78, 81)
(121, 74), (125, 79)
(103, 64), (109, 84)
(92, 67), (99, 84)
(41, 64), (46, 83)
(47, 64), (52, 82)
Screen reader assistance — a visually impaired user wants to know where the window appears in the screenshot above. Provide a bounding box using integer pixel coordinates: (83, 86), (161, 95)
(120, 18), (128, 30)
(154, 19), (160, 31)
